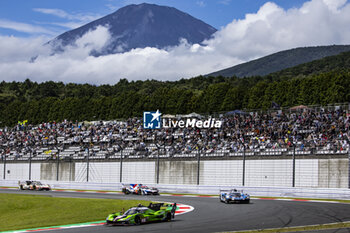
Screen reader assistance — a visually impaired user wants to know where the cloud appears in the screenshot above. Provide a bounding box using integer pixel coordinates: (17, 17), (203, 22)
(106, 4), (119, 11)
(0, 36), (51, 63)
(1, 0), (350, 84)
(33, 8), (102, 30)
(48, 22), (87, 30)
(218, 0), (231, 5)
(196, 1), (206, 7)
(0, 19), (57, 35)
(322, 0), (347, 11)
(33, 8), (101, 22)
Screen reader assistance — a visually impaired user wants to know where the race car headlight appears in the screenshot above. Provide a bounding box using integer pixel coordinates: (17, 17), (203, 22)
(226, 195), (230, 198)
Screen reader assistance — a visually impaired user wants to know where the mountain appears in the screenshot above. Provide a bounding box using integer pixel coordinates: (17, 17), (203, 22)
(207, 45), (350, 78)
(270, 50), (350, 78)
(50, 3), (217, 55)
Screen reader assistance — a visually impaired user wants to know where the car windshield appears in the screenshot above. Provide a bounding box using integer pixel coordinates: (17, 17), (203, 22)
(35, 182), (42, 185)
(124, 209), (138, 215)
(230, 192), (241, 195)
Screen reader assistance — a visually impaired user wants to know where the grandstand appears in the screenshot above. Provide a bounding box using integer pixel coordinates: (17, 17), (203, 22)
(1, 106), (349, 161)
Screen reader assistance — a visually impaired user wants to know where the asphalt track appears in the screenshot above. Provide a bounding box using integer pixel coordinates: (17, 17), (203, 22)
(2, 189), (350, 233)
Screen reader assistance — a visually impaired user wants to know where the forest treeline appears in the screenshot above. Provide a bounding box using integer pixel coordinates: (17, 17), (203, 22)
(1, 69), (350, 127)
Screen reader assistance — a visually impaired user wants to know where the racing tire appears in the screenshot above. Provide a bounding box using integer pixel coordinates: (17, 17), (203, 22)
(134, 216), (141, 225)
(225, 198), (230, 204)
(165, 212), (172, 222)
(245, 199), (250, 204)
(32, 185), (36, 190)
(20, 185), (24, 190)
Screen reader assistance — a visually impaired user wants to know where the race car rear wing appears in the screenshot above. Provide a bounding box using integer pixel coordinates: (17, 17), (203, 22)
(220, 189), (243, 194)
(148, 202), (177, 218)
(148, 202), (164, 211)
(219, 189), (232, 193)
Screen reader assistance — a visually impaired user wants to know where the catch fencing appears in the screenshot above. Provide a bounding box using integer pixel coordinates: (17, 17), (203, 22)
(1, 147), (349, 189)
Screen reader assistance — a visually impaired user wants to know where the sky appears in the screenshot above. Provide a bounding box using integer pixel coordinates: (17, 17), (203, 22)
(0, 0), (350, 84)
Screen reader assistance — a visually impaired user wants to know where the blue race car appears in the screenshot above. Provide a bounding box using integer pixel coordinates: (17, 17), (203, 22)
(219, 189), (250, 204)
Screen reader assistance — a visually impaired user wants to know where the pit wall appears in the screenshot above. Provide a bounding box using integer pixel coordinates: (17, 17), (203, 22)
(0, 158), (348, 188)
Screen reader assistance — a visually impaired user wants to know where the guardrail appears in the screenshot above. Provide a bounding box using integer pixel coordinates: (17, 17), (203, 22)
(1, 180), (350, 200)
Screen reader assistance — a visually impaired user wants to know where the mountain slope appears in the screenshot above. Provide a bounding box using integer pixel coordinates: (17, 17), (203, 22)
(207, 45), (350, 78)
(50, 3), (217, 54)
(270, 50), (350, 78)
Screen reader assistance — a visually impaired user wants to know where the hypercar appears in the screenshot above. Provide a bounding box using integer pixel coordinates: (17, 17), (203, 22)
(122, 184), (142, 195)
(140, 185), (159, 195)
(122, 184), (160, 195)
(106, 203), (176, 225)
(18, 180), (51, 191)
(219, 189), (250, 204)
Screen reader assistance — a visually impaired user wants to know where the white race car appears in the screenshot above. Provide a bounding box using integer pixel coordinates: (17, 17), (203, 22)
(18, 180), (51, 191)
(140, 185), (159, 195)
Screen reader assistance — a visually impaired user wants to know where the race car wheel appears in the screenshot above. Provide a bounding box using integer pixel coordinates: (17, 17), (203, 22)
(20, 185), (24, 190)
(165, 212), (172, 222)
(134, 216), (141, 225)
(33, 185), (36, 190)
(225, 198), (229, 204)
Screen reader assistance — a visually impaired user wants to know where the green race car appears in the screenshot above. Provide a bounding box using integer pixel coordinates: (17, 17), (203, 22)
(106, 203), (177, 225)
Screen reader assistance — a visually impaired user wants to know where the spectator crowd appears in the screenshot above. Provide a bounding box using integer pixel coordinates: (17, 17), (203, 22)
(1, 107), (350, 160)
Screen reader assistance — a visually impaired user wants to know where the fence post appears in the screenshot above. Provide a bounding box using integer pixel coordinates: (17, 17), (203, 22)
(348, 145), (350, 189)
(56, 149), (60, 181)
(242, 145), (246, 186)
(292, 144), (296, 187)
(86, 147), (89, 182)
(29, 150), (32, 180)
(3, 153), (6, 180)
(120, 149), (123, 183)
(197, 147), (201, 185)
(157, 147), (160, 184)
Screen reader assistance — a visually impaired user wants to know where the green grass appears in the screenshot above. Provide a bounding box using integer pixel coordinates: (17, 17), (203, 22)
(0, 193), (151, 231)
(252, 196), (350, 204)
(227, 221), (350, 232)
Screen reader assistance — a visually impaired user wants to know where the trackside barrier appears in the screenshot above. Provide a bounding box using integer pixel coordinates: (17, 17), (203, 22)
(1, 180), (350, 200)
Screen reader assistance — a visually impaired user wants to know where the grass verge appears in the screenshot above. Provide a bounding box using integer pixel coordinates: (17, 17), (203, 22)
(227, 221), (350, 232)
(0, 193), (151, 231)
(251, 196), (350, 204)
